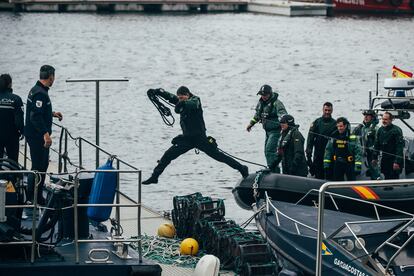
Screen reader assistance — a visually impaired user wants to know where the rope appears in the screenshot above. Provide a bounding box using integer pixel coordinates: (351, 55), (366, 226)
(130, 235), (204, 267)
(147, 89), (175, 127)
(217, 148), (267, 168)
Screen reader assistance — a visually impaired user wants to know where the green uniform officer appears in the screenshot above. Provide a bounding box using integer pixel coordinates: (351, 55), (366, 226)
(246, 84), (287, 173)
(272, 115), (308, 177)
(372, 112), (404, 180)
(352, 109), (380, 179)
(324, 117), (363, 181)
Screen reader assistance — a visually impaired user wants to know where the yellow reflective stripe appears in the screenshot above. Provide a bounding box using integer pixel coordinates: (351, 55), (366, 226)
(355, 161), (362, 165)
(324, 159), (332, 163)
(349, 135), (356, 140)
(251, 118), (258, 123)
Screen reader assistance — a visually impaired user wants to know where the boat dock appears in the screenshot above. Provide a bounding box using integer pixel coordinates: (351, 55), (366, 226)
(3, 0), (332, 16)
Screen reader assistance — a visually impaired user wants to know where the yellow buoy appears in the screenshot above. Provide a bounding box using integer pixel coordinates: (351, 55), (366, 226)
(157, 223), (176, 238)
(180, 238), (199, 256)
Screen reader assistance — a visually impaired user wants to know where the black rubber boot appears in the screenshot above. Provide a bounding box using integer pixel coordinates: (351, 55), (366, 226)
(240, 165), (249, 178)
(142, 175), (159, 185)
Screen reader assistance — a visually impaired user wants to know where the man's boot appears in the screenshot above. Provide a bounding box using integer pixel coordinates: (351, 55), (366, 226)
(142, 175), (159, 185)
(240, 165), (249, 178)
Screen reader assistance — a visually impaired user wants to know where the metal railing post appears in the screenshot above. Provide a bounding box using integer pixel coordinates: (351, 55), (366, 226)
(316, 182), (329, 276)
(30, 173), (39, 263)
(138, 170), (142, 263)
(74, 172), (80, 263)
(95, 81), (100, 168)
(78, 138), (82, 169)
(115, 159), (121, 237)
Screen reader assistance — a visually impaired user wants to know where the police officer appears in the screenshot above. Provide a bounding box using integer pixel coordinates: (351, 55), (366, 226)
(0, 74), (24, 163)
(306, 102), (336, 179)
(246, 84), (287, 173)
(25, 65), (63, 205)
(142, 86), (248, 185)
(324, 117), (362, 181)
(372, 112), (404, 180)
(352, 109), (380, 179)
(271, 114), (308, 177)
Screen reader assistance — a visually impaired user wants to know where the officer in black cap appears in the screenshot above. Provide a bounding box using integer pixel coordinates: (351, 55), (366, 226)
(0, 74), (24, 163)
(246, 84), (287, 173)
(25, 65), (63, 205)
(352, 109), (380, 179)
(142, 86), (248, 185)
(271, 114), (308, 177)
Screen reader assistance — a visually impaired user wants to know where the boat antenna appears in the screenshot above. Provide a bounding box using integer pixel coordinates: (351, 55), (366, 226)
(376, 73), (379, 96)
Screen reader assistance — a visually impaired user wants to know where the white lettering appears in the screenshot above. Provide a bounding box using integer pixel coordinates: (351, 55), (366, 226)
(334, 0), (365, 5)
(333, 258), (368, 276)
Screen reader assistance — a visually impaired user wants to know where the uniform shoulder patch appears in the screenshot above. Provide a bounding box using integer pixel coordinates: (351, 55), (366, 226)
(36, 100), (43, 108)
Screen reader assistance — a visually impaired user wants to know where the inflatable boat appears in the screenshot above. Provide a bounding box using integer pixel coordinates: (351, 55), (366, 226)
(233, 172), (414, 217)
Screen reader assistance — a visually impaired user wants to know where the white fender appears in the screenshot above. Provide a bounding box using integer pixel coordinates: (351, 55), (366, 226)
(193, 255), (220, 276)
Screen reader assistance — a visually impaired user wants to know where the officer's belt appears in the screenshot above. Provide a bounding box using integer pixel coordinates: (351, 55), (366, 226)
(333, 155), (353, 162)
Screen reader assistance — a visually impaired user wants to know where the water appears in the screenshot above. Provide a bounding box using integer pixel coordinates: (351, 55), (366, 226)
(1, 12), (413, 223)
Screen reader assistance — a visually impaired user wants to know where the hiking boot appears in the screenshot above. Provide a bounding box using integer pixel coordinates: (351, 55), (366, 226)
(142, 175), (158, 185)
(240, 165), (249, 178)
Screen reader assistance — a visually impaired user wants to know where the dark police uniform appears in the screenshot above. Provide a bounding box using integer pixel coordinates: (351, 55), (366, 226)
(273, 125), (308, 177)
(249, 92), (287, 172)
(324, 131), (362, 181)
(0, 87), (24, 163)
(306, 116), (336, 179)
(25, 81), (53, 203)
(144, 89), (248, 183)
(373, 124), (404, 180)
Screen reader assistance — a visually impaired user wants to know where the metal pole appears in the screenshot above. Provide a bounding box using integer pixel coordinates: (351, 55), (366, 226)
(115, 159), (120, 237)
(316, 182), (328, 275)
(138, 170), (142, 263)
(376, 73), (379, 96)
(78, 138), (82, 169)
(74, 173), (80, 263)
(30, 173), (39, 263)
(96, 81), (100, 169)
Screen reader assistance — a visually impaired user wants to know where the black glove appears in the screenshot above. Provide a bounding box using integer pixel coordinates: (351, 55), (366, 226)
(155, 88), (165, 95)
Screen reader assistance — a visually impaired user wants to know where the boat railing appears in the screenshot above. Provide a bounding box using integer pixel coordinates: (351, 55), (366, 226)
(14, 122), (145, 264)
(264, 192), (327, 239)
(316, 179), (414, 276)
(296, 187), (414, 220)
(72, 168), (142, 264)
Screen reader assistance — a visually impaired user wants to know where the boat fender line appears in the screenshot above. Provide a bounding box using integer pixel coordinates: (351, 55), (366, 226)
(390, 0), (402, 6)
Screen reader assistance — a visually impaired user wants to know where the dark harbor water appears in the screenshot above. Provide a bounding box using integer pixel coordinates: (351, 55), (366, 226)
(1, 12), (413, 223)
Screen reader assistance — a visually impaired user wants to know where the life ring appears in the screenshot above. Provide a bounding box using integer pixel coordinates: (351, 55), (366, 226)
(389, 0), (402, 6)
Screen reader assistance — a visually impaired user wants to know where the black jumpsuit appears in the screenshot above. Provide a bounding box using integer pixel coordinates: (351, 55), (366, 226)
(25, 81), (53, 203)
(0, 88), (24, 163)
(149, 90), (247, 180)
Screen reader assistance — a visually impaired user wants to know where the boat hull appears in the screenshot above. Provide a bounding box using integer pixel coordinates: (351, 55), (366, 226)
(333, 0), (414, 13)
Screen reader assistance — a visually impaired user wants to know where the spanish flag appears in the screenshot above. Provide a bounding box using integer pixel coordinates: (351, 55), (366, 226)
(392, 65), (413, 78)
